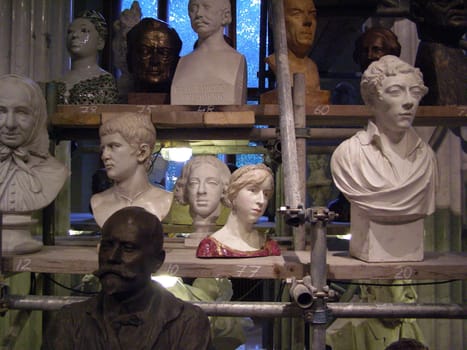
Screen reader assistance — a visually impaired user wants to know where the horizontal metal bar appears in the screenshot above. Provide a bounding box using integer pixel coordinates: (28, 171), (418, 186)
(4, 295), (466, 319)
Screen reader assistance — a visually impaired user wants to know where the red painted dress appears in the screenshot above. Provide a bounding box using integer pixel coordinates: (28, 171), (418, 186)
(196, 236), (281, 258)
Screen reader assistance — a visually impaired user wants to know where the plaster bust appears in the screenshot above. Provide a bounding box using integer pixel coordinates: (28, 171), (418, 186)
(174, 156), (231, 239)
(0, 74), (69, 253)
(353, 27), (401, 73)
(197, 163), (281, 258)
(90, 113), (173, 227)
(263, 0), (329, 104)
(330, 55), (437, 262)
(127, 18), (182, 94)
(171, 0), (247, 105)
(57, 10), (118, 104)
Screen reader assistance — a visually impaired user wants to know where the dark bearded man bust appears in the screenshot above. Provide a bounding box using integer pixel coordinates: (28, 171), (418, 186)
(43, 207), (213, 350)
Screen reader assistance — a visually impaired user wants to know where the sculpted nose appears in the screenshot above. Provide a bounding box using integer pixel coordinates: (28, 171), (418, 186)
(5, 111), (16, 128)
(108, 246), (122, 263)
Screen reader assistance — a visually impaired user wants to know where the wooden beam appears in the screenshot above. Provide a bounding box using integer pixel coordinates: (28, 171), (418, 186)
(3, 246), (466, 280)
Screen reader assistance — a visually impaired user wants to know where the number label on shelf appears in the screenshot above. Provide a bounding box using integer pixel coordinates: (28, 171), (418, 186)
(79, 105), (98, 113)
(235, 265), (262, 278)
(16, 258), (32, 271)
(394, 266), (414, 279)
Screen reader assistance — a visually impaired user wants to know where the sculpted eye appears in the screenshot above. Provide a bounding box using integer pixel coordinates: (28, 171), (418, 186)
(410, 87), (424, 98)
(385, 87), (402, 96)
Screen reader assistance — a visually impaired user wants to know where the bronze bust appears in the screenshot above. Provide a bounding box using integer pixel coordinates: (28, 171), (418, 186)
(43, 207), (213, 350)
(126, 18), (182, 93)
(353, 27), (401, 73)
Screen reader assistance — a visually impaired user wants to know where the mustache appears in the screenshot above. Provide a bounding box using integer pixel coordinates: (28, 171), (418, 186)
(94, 266), (137, 279)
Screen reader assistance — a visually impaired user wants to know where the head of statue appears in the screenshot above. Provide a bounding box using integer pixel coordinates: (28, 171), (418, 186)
(0, 74), (49, 155)
(360, 55), (428, 134)
(67, 10), (108, 59)
(224, 163), (274, 224)
(410, 0), (467, 29)
(174, 155), (231, 218)
(353, 27), (401, 72)
(283, 0), (317, 58)
(188, 0), (232, 40)
(99, 113), (156, 181)
(127, 18), (182, 92)
(95, 206), (165, 298)
(359, 279), (418, 325)
(385, 338), (428, 350)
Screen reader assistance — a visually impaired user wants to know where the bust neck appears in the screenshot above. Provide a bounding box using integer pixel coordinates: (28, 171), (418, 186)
(196, 30), (230, 52)
(112, 168), (151, 204)
(220, 212), (264, 250)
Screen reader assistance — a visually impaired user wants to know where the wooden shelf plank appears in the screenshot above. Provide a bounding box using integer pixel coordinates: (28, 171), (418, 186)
(52, 104), (467, 128)
(3, 246), (466, 280)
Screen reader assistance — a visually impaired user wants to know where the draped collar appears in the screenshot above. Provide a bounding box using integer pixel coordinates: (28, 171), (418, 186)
(0, 145), (48, 193)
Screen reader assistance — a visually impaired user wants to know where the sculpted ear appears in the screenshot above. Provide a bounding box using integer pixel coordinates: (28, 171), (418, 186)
(221, 8), (232, 26)
(137, 143), (151, 163)
(97, 36), (106, 51)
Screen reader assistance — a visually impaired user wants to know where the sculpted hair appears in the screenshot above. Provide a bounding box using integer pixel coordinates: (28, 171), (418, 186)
(385, 338), (428, 350)
(224, 163), (274, 208)
(126, 18), (182, 72)
(353, 27), (401, 64)
(78, 10), (108, 42)
(360, 55), (428, 106)
(99, 113), (156, 150)
(0, 74), (49, 155)
(102, 206), (164, 254)
(174, 155), (231, 204)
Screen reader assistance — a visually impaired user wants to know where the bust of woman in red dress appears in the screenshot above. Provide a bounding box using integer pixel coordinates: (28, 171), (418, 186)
(196, 163), (281, 258)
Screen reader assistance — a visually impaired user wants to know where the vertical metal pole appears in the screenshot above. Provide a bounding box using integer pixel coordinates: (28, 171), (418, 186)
(292, 73), (307, 250)
(311, 216), (328, 350)
(270, 0), (302, 210)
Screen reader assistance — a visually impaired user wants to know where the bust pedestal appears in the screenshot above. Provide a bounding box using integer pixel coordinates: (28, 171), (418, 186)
(171, 50), (247, 105)
(349, 205), (424, 262)
(2, 213), (42, 254)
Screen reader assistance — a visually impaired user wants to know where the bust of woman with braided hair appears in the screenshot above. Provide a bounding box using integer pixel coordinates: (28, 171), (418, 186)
(196, 163), (280, 258)
(0, 74), (69, 253)
(56, 10), (118, 104)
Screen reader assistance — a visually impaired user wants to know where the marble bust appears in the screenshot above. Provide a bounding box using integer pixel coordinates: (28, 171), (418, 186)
(174, 156), (231, 243)
(90, 113), (173, 227)
(262, 0), (329, 105)
(171, 0), (247, 105)
(330, 55), (438, 262)
(56, 10), (118, 104)
(127, 18), (182, 94)
(0, 74), (69, 253)
(197, 163), (281, 258)
(353, 27), (401, 73)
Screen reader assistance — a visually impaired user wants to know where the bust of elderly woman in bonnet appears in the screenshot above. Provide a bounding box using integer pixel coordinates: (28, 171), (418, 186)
(56, 10), (118, 105)
(0, 74), (69, 253)
(197, 163), (280, 258)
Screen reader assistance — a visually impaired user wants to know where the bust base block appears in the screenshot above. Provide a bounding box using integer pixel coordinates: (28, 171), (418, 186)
(349, 205), (424, 262)
(2, 214), (43, 255)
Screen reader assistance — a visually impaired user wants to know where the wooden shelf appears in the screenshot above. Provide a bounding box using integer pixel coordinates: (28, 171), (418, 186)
(51, 104), (467, 141)
(3, 246), (466, 281)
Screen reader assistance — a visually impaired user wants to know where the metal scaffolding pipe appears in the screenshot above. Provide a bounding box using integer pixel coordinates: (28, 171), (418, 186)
(4, 295), (466, 319)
